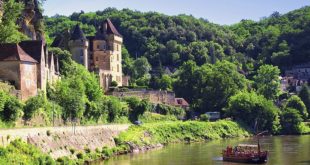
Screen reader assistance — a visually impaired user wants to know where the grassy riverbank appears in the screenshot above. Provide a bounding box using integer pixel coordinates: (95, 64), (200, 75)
(115, 120), (251, 147)
(0, 120), (250, 164)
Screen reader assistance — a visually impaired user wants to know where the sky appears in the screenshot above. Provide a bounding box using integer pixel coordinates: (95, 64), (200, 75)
(43, 0), (310, 25)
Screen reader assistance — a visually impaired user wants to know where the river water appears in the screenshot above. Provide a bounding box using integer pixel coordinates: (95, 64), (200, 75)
(103, 135), (310, 165)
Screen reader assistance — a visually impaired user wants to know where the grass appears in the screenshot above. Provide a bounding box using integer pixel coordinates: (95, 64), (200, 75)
(115, 120), (251, 147)
(300, 122), (310, 134)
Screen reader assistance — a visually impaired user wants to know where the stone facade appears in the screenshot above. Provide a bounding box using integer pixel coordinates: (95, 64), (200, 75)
(0, 44), (38, 100)
(54, 19), (126, 91)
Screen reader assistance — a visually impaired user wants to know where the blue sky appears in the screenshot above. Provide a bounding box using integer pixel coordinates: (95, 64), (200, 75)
(43, 0), (310, 25)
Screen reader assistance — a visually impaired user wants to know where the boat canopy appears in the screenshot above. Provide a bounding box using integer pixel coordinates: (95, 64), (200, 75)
(237, 144), (258, 148)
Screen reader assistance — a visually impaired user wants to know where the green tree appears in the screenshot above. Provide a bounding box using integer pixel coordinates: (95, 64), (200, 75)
(125, 97), (151, 122)
(106, 97), (125, 123)
(285, 95), (308, 120)
(132, 57), (151, 79)
(253, 65), (281, 100)
(200, 61), (248, 113)
(281, 108), (303, 134)
(271, 40), (290, 66)
(23, 93), (45, 120)
(0, 0), (27, 43)
(299, 85), (310, 117)
(226, 91), (281, 134)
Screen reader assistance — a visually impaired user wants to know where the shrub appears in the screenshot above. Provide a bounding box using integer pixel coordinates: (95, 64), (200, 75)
(1, 95), (22, 122)
(200, 114), (210, 121)
(154, 104), (185, 119)
(111, 81), (118, 87)
(23, 93), (45, 120)
(76, 152), (84, 159)
(285, 95), (308, 120)
(84, 147), (91, 153)
(125, 97), (151, 122)
(280, 108), (303, 134)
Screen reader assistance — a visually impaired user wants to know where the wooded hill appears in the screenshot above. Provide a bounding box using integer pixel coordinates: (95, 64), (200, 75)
(45, 6), (310, 72)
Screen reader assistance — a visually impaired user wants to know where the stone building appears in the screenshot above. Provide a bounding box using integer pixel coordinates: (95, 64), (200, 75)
(0, 41), (60, 100)
(53, 19), (126, 91)
(0, 44), (37, 100)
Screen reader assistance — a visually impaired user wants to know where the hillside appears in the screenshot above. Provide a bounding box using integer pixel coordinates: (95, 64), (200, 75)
(45, 7), (310, 72)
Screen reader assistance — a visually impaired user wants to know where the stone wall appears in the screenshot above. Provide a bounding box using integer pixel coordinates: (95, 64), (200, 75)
(0, 124), (129, 159)
(111, 90), (176, 105)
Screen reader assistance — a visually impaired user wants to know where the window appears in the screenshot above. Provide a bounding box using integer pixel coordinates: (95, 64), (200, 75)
(96, 57), (99, 61)
(117, 44), (119, 51)
(117, 54), (119, 61)
(97, 45), (100, 49)
(117, 64), (119, 72)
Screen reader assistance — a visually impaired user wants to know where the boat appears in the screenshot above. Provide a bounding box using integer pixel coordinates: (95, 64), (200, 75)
(222, 131), (268, 164)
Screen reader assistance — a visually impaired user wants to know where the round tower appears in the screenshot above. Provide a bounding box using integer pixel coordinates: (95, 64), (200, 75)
(68, 24), (89, 69)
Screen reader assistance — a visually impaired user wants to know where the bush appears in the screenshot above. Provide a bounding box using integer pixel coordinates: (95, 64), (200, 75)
(200, 114), (210, 121)
(106, 97), (128, 123)
(0, 91), (22, 123)
(125, 97), (151, 122)
(280, 108), (303, 134)
(23, 93), (46, 120)
(76, 152), (84, 159)
(285, 95), (308, 120)
(111, 81), (118, 87)
(154, 104), (185, 119)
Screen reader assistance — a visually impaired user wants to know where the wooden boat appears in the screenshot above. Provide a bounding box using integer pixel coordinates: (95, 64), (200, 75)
(222, 131), (268, 164)
(222, 144), (268, 164)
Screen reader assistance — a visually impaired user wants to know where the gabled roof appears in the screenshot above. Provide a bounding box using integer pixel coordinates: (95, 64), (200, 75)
(105, 19), (122, 37)
(175, 98), (189, 106)
(0, 43), (38, 63)
(19, 40), (44, 62)
(70, 24), (86, 40)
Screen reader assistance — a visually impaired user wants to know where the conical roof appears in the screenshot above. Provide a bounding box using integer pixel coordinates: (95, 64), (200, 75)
(104, 19), (122, 37)
(70, 24), (86, 40)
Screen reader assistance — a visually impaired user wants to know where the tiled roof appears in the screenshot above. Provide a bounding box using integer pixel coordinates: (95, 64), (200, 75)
(0, 43), (38, 63)
(70, 24), (86, 40)
(105, 19), (122, 37)
(19, 40), (44, 62)
(175, 98), (189, 106)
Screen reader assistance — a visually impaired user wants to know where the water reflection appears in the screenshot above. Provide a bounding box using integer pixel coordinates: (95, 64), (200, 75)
(103, 135), (310, 165)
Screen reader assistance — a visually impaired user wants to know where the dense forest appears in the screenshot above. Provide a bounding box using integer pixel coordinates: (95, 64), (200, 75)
(45, 7), (310, 71)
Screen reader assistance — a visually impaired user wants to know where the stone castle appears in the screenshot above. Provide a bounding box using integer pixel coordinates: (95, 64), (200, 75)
(53, 19), (128, 91)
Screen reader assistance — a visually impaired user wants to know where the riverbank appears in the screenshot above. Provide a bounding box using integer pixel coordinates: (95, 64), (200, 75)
(0, 120), (250, 164)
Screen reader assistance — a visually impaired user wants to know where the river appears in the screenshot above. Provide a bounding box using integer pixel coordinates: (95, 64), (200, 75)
(103, 135), (310, 165)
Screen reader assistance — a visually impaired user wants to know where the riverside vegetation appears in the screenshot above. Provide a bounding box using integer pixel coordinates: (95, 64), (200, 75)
(0, 120), (250, 164)
(0, 0), (309, 163)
